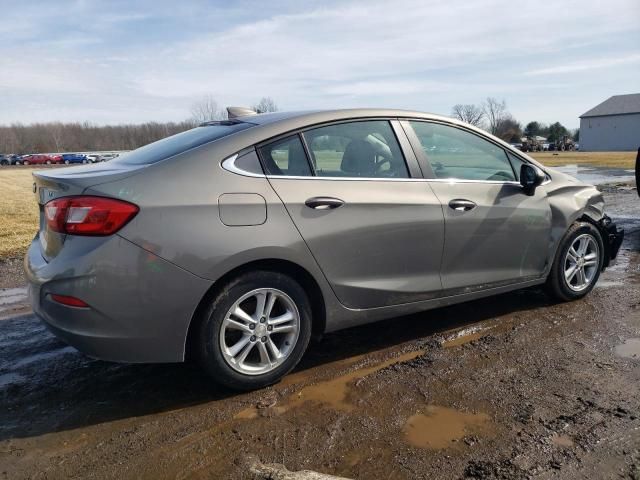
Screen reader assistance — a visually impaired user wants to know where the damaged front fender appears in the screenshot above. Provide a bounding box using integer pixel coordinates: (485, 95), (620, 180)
(543, 167), (622, 271)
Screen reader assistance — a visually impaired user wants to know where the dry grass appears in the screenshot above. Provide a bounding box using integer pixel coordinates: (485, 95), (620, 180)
(0, 151), (637, 260)
(530, 151), (637, 169)
(0, 169), (39, 259)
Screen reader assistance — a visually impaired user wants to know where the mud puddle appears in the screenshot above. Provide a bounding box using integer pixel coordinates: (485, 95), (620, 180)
(403, 406), (491, 449)
(554, 164), (635, 185)
(615, 338), (640, 360)
(550, 433), (575, 448)
(235, 349), (425, 418)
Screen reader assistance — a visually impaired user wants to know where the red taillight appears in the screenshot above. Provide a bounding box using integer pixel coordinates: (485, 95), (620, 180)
(50, 294), (89, 308)
(44, 196), (139, 236)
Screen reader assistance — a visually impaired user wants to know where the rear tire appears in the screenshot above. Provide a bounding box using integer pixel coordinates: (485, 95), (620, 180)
(546, 222), (604, 301)
(196, 270), (312, 391)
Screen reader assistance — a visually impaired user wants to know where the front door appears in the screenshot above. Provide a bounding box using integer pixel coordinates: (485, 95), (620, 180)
(405, 120), (552, 294)
(260, 120), (445, 309)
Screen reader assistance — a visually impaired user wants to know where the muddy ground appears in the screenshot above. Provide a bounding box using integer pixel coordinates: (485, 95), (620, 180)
(1, 184), (639, 480)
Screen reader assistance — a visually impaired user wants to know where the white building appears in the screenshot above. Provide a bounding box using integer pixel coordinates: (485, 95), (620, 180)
(579, 93), (640, 151)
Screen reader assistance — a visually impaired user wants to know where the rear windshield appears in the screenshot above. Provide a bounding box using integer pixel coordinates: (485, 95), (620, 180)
(112, 121), (253, 165)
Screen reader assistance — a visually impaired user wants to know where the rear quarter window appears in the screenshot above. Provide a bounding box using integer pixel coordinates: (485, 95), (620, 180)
(112, 121), (253, 165)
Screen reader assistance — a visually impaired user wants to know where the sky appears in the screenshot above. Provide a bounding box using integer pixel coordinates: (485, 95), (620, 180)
(0, 0), (638, 129)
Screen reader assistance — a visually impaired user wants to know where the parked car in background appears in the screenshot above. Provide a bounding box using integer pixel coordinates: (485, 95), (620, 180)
(25, 108), (623, 391)
(99, 153), (120, 162)
(20, 154), (57, 165)
(61, 153), (88, 164)
(85, 154), (101, 163)
(0, 154), (15, 165)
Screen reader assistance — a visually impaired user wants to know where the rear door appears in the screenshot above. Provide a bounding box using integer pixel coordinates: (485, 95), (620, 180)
(262, 119), (445, 309)
(404, 120), (552, 294)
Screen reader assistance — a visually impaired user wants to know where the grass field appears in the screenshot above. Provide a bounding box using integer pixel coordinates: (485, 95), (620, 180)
(0, 168), (39, 259)
(0, 150), (637, 260)
(529, 151), (636, 168)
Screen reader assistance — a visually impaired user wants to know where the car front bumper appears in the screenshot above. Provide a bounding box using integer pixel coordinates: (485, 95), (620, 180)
(599, 215), (624, 268)
(24, 234), (212, 363)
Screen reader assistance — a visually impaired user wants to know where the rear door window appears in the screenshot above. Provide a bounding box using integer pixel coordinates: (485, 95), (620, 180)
(258, 135), (313, 176)
(302, 120), (409, 178)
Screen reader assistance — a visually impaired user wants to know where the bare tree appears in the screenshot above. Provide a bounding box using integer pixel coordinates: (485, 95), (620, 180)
(252, 97), (278, 114)
(494, 115), (522, 142)
(482, 97), (507, 135)
(451, 104), (485, 127)
(49, 122), (65, 151)
(190, 95), (226, 123)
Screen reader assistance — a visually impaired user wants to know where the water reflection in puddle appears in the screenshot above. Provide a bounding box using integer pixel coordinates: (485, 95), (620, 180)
(615, 338), (640, 360)
(553, 164), (635, 185)
(403, 406), (491, 449)
(234, 349), (425, 419)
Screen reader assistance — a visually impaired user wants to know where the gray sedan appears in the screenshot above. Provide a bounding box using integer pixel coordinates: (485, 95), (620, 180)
(25, 108), (623, 390)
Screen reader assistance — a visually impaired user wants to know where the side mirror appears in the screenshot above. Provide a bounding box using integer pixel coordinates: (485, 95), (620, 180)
(520, 164), (545, 195)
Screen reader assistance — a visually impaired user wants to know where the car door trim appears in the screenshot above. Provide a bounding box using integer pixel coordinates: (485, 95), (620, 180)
(221, 153), (267, 178)
(223, 154), (527, 187)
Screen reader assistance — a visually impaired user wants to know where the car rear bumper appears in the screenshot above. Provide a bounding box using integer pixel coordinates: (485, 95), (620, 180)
(25, 234), (212, 363)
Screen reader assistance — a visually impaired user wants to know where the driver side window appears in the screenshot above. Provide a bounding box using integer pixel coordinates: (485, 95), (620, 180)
(302, 120), (409, 178)
(409, 121), (516, 182)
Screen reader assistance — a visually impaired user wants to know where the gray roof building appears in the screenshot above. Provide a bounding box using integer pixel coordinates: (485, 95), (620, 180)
(579, 94), (640, 151)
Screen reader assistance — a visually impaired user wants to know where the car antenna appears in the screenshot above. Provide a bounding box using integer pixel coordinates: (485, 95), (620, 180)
(227, 107), (257, 119)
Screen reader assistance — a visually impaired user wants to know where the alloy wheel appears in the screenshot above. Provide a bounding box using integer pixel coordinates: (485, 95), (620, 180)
(564, 234), (599, 291)
(219, 288), (300, 375)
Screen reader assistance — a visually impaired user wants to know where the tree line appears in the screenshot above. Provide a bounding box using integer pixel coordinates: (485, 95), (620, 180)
(0, 94), (577, 154)
(0, 96), (279, 154)
(451, 97), (579, 143)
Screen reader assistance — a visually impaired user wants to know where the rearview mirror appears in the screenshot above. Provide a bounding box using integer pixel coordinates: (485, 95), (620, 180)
(520, 164), (545, 195)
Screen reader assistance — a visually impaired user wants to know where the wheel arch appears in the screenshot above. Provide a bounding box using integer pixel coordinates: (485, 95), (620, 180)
(184, 258), (326, 360)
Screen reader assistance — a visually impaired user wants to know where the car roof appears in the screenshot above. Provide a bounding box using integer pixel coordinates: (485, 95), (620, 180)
(238, 108), (456, 126)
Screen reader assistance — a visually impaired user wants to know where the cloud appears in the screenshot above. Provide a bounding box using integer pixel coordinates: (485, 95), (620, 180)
(0, 0), (638, 127)
(524, 53), (640, 76)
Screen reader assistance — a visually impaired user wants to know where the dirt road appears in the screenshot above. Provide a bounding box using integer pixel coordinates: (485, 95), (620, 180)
(1, 186), (639, 480)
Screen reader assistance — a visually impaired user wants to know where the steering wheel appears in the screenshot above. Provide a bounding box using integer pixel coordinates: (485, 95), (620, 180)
(374, 155), (391, 174)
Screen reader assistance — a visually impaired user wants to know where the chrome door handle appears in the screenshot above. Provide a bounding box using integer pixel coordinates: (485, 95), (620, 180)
(305, 197), (345, 210)
(448, 199), (477, 212)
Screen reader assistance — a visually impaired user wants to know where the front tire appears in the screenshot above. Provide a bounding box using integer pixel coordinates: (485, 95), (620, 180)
(196, 271), (312, 391)
(546, 222), (604, 301)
